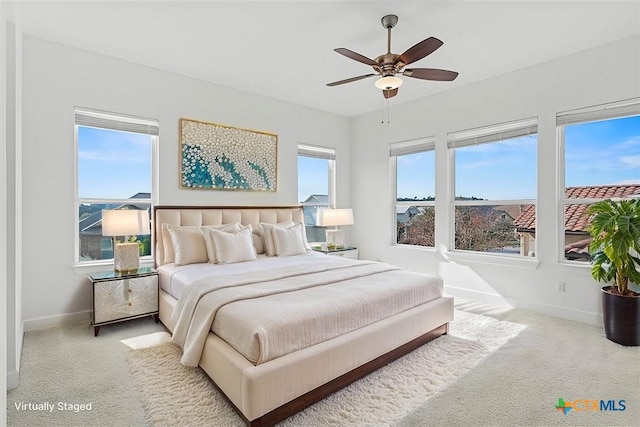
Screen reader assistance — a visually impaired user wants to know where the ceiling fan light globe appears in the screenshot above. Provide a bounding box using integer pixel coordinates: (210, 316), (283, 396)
(375, 76), (403, 90)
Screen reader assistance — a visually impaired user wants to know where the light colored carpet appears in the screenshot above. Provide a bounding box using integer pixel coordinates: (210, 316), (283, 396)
(8, 301), (639, 426)
(399, 300), (640, 427)
(126, 310), (526, 426)
(7, 317), (165, 427)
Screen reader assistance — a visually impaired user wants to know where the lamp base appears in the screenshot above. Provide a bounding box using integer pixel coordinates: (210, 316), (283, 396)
(325, 229), (345, 250)
(114, 242), (140, 273)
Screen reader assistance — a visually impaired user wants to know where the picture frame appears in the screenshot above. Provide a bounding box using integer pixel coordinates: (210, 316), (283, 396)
(179, 118), (277, 191)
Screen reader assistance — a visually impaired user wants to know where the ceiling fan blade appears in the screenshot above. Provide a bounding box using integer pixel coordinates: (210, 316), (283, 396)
(326, 74), (376, 87)
(397, 37), (443, 66)
(403, 68), (459, 81)
(383, 88), (398, 99)
(334, 48), (378, 66)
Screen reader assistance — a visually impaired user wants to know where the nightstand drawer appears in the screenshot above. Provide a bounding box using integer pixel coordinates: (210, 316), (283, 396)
(93, 275), (158, 324)
(325, 248), (359, 260)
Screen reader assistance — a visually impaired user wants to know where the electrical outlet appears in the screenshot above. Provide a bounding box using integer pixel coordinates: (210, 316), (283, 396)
(556, 281), (566, 292)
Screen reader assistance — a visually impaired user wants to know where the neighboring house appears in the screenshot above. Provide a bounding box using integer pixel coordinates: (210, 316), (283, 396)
(513, 185), (640, 260)
(300, 194), (329, 243)
(396, 205), (420, 225)
(79, 193), (151, 261)
(493, 205), (524, 222)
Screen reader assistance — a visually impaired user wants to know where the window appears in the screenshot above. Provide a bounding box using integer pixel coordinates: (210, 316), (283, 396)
(75, 108), (158, 264)
(297, 144), (336, 243)
(558, 99), (640, 262)
(391, 138), (436, 246)
(448, 118), (537, 257)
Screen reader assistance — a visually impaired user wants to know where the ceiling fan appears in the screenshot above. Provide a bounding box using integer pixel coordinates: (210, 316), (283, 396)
(327, 14), (459, 99)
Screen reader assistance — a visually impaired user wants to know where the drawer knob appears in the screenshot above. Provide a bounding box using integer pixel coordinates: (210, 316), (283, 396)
(128, 302), (132, 306)
(128, 289), (132, 293)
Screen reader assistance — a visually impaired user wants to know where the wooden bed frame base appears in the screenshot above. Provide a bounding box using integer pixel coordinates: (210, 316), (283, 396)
(209, 322), (449, 427)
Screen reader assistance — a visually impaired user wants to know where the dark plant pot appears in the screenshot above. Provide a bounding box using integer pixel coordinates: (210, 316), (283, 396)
(602, 286), (640, 346)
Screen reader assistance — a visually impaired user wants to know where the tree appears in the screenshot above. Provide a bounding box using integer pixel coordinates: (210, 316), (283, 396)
(455, 207), (515, 252)
(397, 208), (435, 246)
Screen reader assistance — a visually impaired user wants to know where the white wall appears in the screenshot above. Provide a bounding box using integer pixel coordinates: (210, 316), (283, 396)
(5, 18), (22, 391)
(1, 2), (9, 422)
(21, 36), (351, 326)
(351, 35), (640, 325)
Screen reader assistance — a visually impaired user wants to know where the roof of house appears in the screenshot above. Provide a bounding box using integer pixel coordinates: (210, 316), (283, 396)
(79, 193), (151, 235)
(564, 237), (593, 260)
(396, 206), (419, 214)
(513, 185), (640, 233)
(300, 194), (328, 205)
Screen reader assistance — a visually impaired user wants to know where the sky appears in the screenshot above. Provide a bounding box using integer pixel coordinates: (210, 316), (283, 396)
(565, 115), (640, 188)
(397, 115), (640, 201)
(298, 156), (329, 203)
(77, 126), (152, 200)
(80, 114), (640, 203)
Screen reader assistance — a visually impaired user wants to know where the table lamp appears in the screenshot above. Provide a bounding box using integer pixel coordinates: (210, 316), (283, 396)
(316, 208), (354, 250)
(102, 209), (150, 272)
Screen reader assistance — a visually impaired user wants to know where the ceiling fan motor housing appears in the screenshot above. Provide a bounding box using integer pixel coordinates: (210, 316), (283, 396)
(374, 53), (405, 77)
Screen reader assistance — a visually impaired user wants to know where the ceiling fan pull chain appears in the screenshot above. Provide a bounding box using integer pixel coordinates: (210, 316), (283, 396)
(387, 98), (391, 124)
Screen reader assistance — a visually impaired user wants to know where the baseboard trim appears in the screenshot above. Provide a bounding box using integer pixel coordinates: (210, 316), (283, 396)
(445, 286), (602, 326)
(23, 310), (91, 332)
(7, 369), (19, 390)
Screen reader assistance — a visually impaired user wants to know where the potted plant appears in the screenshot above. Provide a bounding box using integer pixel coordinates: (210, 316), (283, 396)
(588, 198), (640, 346)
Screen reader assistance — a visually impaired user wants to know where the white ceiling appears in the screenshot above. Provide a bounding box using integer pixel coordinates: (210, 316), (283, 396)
(12, 1), (640, 117)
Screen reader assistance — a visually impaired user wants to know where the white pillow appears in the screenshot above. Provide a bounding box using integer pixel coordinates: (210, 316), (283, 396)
(161, 223), (181, 264)
(272, 223), (307, 256)
(252, 229), (265, 254)
(208, 226), (257, 264)
(259, 221), (294, 256)
(297, 221), (312, 250)
(167, 226), (209, 266)
(201, 223), (242, 263)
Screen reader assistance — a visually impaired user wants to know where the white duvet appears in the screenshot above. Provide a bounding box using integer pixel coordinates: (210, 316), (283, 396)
(162, 253), (443, 367)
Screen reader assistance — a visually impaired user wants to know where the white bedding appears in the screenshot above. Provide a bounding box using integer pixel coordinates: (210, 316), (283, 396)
(162, 253), (444, 367)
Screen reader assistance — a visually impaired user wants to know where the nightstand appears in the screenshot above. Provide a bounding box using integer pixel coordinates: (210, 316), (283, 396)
(88, 267), (159, 336)
(312, 246), (359, 260)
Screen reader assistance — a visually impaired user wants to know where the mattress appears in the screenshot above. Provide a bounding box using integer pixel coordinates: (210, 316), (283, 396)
(162, 252), (444, 366)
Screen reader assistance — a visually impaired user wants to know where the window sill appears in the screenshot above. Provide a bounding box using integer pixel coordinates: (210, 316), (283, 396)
(393, 243), (437, 252)
(442, 250), (540, 269)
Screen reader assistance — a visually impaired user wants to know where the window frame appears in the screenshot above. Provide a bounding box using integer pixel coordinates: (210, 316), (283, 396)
(74, 107), (158, 267)
(448, 117), (538, 258)
(390, 137), (436, 247)
(557, 98), (640, 264)
(297, 144), (337, 243)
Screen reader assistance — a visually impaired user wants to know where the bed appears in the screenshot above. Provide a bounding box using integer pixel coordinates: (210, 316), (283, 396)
(154, 206), (454, 426)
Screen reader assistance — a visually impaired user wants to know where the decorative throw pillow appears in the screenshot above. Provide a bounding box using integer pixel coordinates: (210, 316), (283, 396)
(163, 224), (209, 264)
(272, 223), (307, 256)
(201, 223), (242, 263)
(167, 225), (209, 266)
(259, 221), (295, 256)
(209, 226), (257, 264)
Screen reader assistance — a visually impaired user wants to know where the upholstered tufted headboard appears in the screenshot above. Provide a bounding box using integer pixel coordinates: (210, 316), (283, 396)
(153, 206), (305, 267)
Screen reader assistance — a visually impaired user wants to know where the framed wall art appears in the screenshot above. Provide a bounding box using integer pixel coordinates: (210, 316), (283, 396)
(179, 118), (278, 191)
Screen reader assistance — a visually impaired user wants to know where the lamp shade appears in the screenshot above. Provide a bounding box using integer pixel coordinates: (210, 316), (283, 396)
(102, 209), (150, 236)
(316, 208), (354, 227)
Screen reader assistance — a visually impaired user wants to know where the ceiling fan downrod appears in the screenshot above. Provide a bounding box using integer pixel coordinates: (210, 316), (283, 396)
(381, 14), (398, 54)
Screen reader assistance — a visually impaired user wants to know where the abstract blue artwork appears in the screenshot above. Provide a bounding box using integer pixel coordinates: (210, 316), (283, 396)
(180, 118), (277, 191)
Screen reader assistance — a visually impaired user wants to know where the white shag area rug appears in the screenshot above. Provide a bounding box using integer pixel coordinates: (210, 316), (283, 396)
(127, 310), (525, 426)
